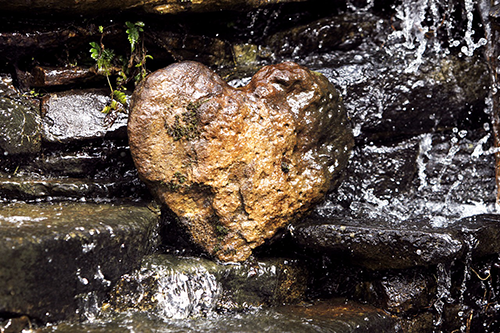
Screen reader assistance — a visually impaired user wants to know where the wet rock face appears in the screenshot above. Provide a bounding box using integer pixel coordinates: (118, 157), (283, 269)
(41, 89), (128, 142)
(129, 61), (353, 262)
(0, 76), (41, 155)
(0, 202), (159, 322)
(108, 254), (307, 317)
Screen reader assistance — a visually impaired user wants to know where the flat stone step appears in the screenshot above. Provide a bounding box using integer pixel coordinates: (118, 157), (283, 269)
(293, 214), (500, 270)
(0, 202), (159, 323)
(0, 176), (147, 202)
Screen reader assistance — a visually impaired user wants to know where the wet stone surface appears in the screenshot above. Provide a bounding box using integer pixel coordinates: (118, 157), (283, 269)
(0, 75), (41, 155)
(0, 0), (305, 15)
(35, 298), (399, 333)
(322, 52), (490, 142)
(264, 11), (491, 143)
(293, 214), (500, 270)
(0, 176), (145, 202)
(41, 89), (128, 143)
(0, 202), (159, 323)
(293, 215), (463, 270)
(107, 254), (307, 317)
(315, 129), (496, 227)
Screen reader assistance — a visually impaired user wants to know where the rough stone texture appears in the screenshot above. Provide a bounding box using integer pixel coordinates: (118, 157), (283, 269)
(359, 269), (436, 315)
(266, 14), (377, 58)
(41, 89), (128, 143)
(320, 53), (491, 143)
(107, 254), (307, 316)
(128, 61), (353, 261)
(31, 66), (96, 88)
(0, 203), (159, 323)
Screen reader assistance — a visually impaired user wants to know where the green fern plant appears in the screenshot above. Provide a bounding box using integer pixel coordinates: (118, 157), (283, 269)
(126, 21), (144, 52)
(89, 21), (152, 117)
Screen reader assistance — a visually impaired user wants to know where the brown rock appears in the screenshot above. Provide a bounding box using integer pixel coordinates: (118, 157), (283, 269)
(128, 61), (353, 262)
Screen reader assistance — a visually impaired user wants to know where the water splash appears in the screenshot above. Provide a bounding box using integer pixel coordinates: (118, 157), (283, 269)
(455, 233), (478, 332)
(387, 0), (486, 72)
(107, 258), (221, 321)
(153, 264), (220, 320)
(461, 0), (488, 57)
(318, 127), (497, 228)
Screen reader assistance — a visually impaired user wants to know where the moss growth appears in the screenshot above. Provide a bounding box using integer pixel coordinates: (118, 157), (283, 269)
(165, 99), (209, 141)
(173, 171), (187, 184)
(281, 161), (290, 173)
(211, 224), (229, 255)
(216, 225), (229, 238)
(160, 171), (188, 192)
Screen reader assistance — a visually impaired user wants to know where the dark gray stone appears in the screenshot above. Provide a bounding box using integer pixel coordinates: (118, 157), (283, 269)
(293, 216), (463, 270)
(0, 176), (146, 202)
(0, 202), (159, 322)
(293, 214), (500, 270)
(0, 0), (305, 14)
(358, 268), (436, 315)
(450, 214), (500, 259)
(322, 53), (490, 143)
(0, 76), (41, 155)
(265, 12), (490, 142)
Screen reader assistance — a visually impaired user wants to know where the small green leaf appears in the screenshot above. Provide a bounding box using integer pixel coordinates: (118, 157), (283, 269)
(98, 26), (104, 33)
(89, 42), (101, 60)
(102, 105), (111, 114)
(113, 90), (127, 105)
(125, 21), (140, 52)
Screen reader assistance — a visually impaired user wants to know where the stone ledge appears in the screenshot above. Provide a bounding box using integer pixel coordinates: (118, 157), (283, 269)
(0, 202), (159, 323)
(293, 214), (500, 270)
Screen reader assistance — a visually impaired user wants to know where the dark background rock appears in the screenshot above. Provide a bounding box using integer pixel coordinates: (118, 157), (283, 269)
(293, 216), (463, 270)
(0, 0), (307, 15)
(0, 177), (146, 202)
(0, 76), (40, 155)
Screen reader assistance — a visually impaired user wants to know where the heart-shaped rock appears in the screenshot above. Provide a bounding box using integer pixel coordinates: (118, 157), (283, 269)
(128, 61), (353, 261)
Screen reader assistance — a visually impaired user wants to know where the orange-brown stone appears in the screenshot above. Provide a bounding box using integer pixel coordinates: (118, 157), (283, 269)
(128, 61), (353, 261)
